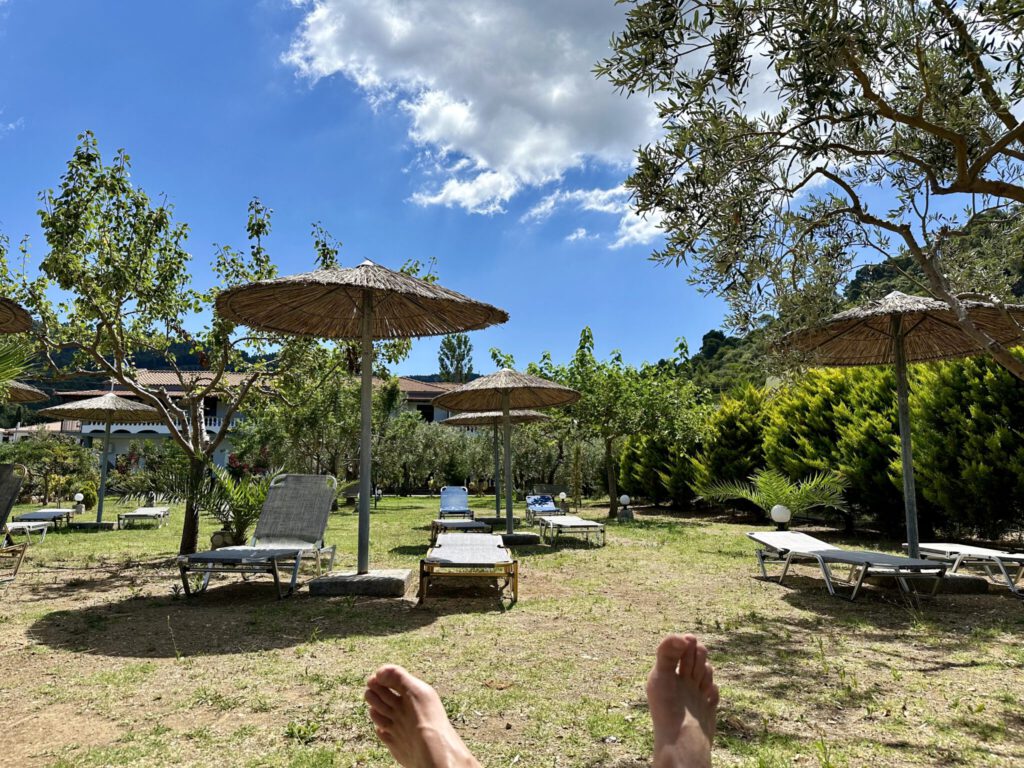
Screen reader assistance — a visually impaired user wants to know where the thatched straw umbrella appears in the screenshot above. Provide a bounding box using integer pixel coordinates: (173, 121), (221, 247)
(0, 298), (31, 334)
(40, 390), (160, 526)
(787, 291), (1024, 557)
(441, 409), (550, 516)
(7, 381), (47, 404)
(216, 260), (508, 575)
(433, 369), (579, 534)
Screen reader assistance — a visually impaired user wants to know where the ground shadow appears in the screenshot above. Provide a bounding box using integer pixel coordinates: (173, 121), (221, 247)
(26, 578), (462, 658)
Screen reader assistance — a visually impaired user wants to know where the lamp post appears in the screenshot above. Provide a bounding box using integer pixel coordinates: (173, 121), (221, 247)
(74, 492), (85, 516)
(618, 493), (634, 521)
(770, 504), (792, 531)
(558, 491), (567, 512)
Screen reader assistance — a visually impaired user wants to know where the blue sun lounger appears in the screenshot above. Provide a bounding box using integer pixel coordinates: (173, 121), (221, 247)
(438, 485), (474, 519)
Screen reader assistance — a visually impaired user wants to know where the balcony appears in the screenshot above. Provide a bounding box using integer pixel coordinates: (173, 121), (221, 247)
(79, 415), (241, 434)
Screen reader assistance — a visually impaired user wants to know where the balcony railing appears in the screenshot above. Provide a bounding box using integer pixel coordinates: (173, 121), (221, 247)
(79, 416), (241, 433)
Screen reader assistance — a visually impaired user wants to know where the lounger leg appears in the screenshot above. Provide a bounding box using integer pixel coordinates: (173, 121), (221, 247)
(815, 556), (838, 597)
(511, 562), (519, 604)
(994, 558), (1022, 595)
(327, 546), (336, 572)
(270, 558), (286, 599)
(779, 552), (796, 584)
(179, 564), (193, 597)
(848, 566), (868, 601)
(288, 557), (302, 596)
(417, 560), (427, 605)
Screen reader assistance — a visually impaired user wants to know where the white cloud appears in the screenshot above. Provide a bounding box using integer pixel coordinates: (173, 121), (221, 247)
(0, 112), (22, 139)
(284, 1), (659, 214)
(565, 227), (593, 243)
(527, 185), (664, 249)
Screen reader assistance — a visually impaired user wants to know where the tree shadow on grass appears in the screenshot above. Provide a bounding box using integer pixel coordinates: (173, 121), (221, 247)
(26, 576), (458, 658)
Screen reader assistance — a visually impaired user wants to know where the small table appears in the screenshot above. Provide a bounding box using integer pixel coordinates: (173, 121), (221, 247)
(5, 520), (50, 542)
(13, 509), (71, 529)
(118, 507), (171, 528)
(537, 515), (606, 547)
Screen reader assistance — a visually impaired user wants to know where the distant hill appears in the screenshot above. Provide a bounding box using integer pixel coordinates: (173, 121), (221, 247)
(405, 373), (482, 384)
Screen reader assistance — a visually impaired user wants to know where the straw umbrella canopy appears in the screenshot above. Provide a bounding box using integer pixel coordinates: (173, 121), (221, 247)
(7, 381), (47, 404)
(786, 291), (1024, 556)
(441, 409), (550, 516)
(433, 370), (579, 533)
(0, 298), (31, 334)
(216, 260), (508, 574)
(39, 391), (160, 526)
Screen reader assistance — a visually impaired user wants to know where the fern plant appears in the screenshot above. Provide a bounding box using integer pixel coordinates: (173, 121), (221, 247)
(0, 339), (29, 402)
(698, 468), (849, 522)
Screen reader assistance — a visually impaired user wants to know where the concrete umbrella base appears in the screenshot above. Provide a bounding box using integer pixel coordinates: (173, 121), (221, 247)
(308, 569), (414, 598)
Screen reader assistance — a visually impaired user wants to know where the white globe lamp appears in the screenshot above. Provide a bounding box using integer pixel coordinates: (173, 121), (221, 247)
(770, 504), (792, 530)
(619, 494), (630, 507)
(74, 492), (85, 516)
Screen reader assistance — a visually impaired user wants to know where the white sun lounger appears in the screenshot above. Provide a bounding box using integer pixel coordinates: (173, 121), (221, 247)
(748, 531), (946, 601)
(537, 515), (606, 546)
(914, 542), (1024, 597)
(5, 520), (50, 542)
(438, 486), (474, 519)
(13, 509), (71, 529)
(118, 506), (171, 528)
(419, 533), (518, 604)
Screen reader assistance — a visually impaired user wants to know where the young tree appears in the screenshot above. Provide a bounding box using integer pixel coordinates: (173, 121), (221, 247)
(598, 1), (1024, 379)
(438, 332), (474, 383)
(0, 132), (292, 554)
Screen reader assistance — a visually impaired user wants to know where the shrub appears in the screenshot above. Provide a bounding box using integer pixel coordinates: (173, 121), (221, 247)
(78, 486), (98, 510)
(691, 385), (768, 492)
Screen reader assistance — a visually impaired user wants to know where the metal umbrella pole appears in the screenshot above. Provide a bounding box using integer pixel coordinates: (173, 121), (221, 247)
(357, 291), (374, 574)
(891, 315), (920, 558)
(502, 391), (514, 534)
(96, 418), (112, 525)
(492, 424), (501, 516)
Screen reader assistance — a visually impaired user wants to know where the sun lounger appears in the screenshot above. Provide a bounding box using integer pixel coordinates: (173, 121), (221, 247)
(429, 518), (491, 545)
(12, 509), (71, 529)
(525, 494), (564, 523)
(177, 474), (337, 598)
(538, 515), (605, 546)
(5, 520), (50, 542)
(419, 533), (518, 605)
(748, 531), (946, 601)
(438, 485), (474, 519)
(0, 464), (29, 585)
(914, 542), (1024, 597)
(117, 506), (171, 528)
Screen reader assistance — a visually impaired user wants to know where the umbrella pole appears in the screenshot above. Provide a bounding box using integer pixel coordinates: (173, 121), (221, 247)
(97, 419), (111, 526)
(502, 392), (513, 535)
(892, 316), (920, 558)
(493, 424), (501, 517)
(357, 292), (374, 574)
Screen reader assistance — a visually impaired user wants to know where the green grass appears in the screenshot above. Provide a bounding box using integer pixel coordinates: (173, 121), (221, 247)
(4, 495), (1023, 768)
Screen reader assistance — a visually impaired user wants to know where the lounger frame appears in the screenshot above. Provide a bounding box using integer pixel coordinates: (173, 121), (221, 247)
(118, 507), (171, 529)
(178, 548), (303, 599)
(525, 495), (564, 523)
(751, 534), (946, 602)
(0, 542), (27, 586)
(537, 516), (605, 547)
(418, 534), (518, 605)
(915, 545), (1024, 597)
(429, 518), (491, 545)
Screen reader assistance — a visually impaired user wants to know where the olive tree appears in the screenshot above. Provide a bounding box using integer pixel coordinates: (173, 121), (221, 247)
(598, 0), (1024, 378)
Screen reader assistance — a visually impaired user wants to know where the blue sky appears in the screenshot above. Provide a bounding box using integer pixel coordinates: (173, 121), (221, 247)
(0, 0), (728, 375)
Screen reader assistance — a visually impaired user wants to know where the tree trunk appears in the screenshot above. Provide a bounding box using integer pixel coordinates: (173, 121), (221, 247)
(605, 438), (618, 519)
(178, 457), (207, 556)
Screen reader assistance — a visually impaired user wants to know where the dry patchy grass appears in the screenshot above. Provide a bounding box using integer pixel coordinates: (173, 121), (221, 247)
(1, 497), (1022, 767)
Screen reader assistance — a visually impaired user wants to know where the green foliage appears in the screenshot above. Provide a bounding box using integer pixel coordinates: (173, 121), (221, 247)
(691, 385), (768, 493)
(684, 330), (766, 393)
(660, 442), (698, 508)
(698, 469), (849, 522)
(78, 485), (98, 510)
(0, 433), (98, 504)
(912, 352), (1024, 538)
(438, 333), (473, 383)
(597, 1), (1024, 379)
(207, 466), (278, 544)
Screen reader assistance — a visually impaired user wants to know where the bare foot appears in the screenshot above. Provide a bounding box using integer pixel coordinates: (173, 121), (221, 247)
(365, 664), (481, 768)
(647, 634), (719, 768)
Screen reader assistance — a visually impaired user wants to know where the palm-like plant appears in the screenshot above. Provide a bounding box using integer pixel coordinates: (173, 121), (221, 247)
(698, 468), (849, 521)
(0, 339), (28, 402)
(208, 466), (278, 544)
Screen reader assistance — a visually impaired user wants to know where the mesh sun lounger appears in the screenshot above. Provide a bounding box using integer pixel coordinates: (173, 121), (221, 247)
(419, 533), (518, 605)
(438, 486), (474, 519)
(429, 518), (491, 545)
(5, 520), (50, 542)
(12, 509), (71, 529)
(538, 515), (605, 546)
(0, 465), (28, 584)
(118, 506), (171, 529)
(748, 531), (946, 601)
(525, 494), (564, 523)
(178, 474), (337, 598)
(914, 542), (1024, 596)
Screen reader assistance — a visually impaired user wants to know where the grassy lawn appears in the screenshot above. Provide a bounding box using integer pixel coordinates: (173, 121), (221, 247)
(3, 496), (1022, 767)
